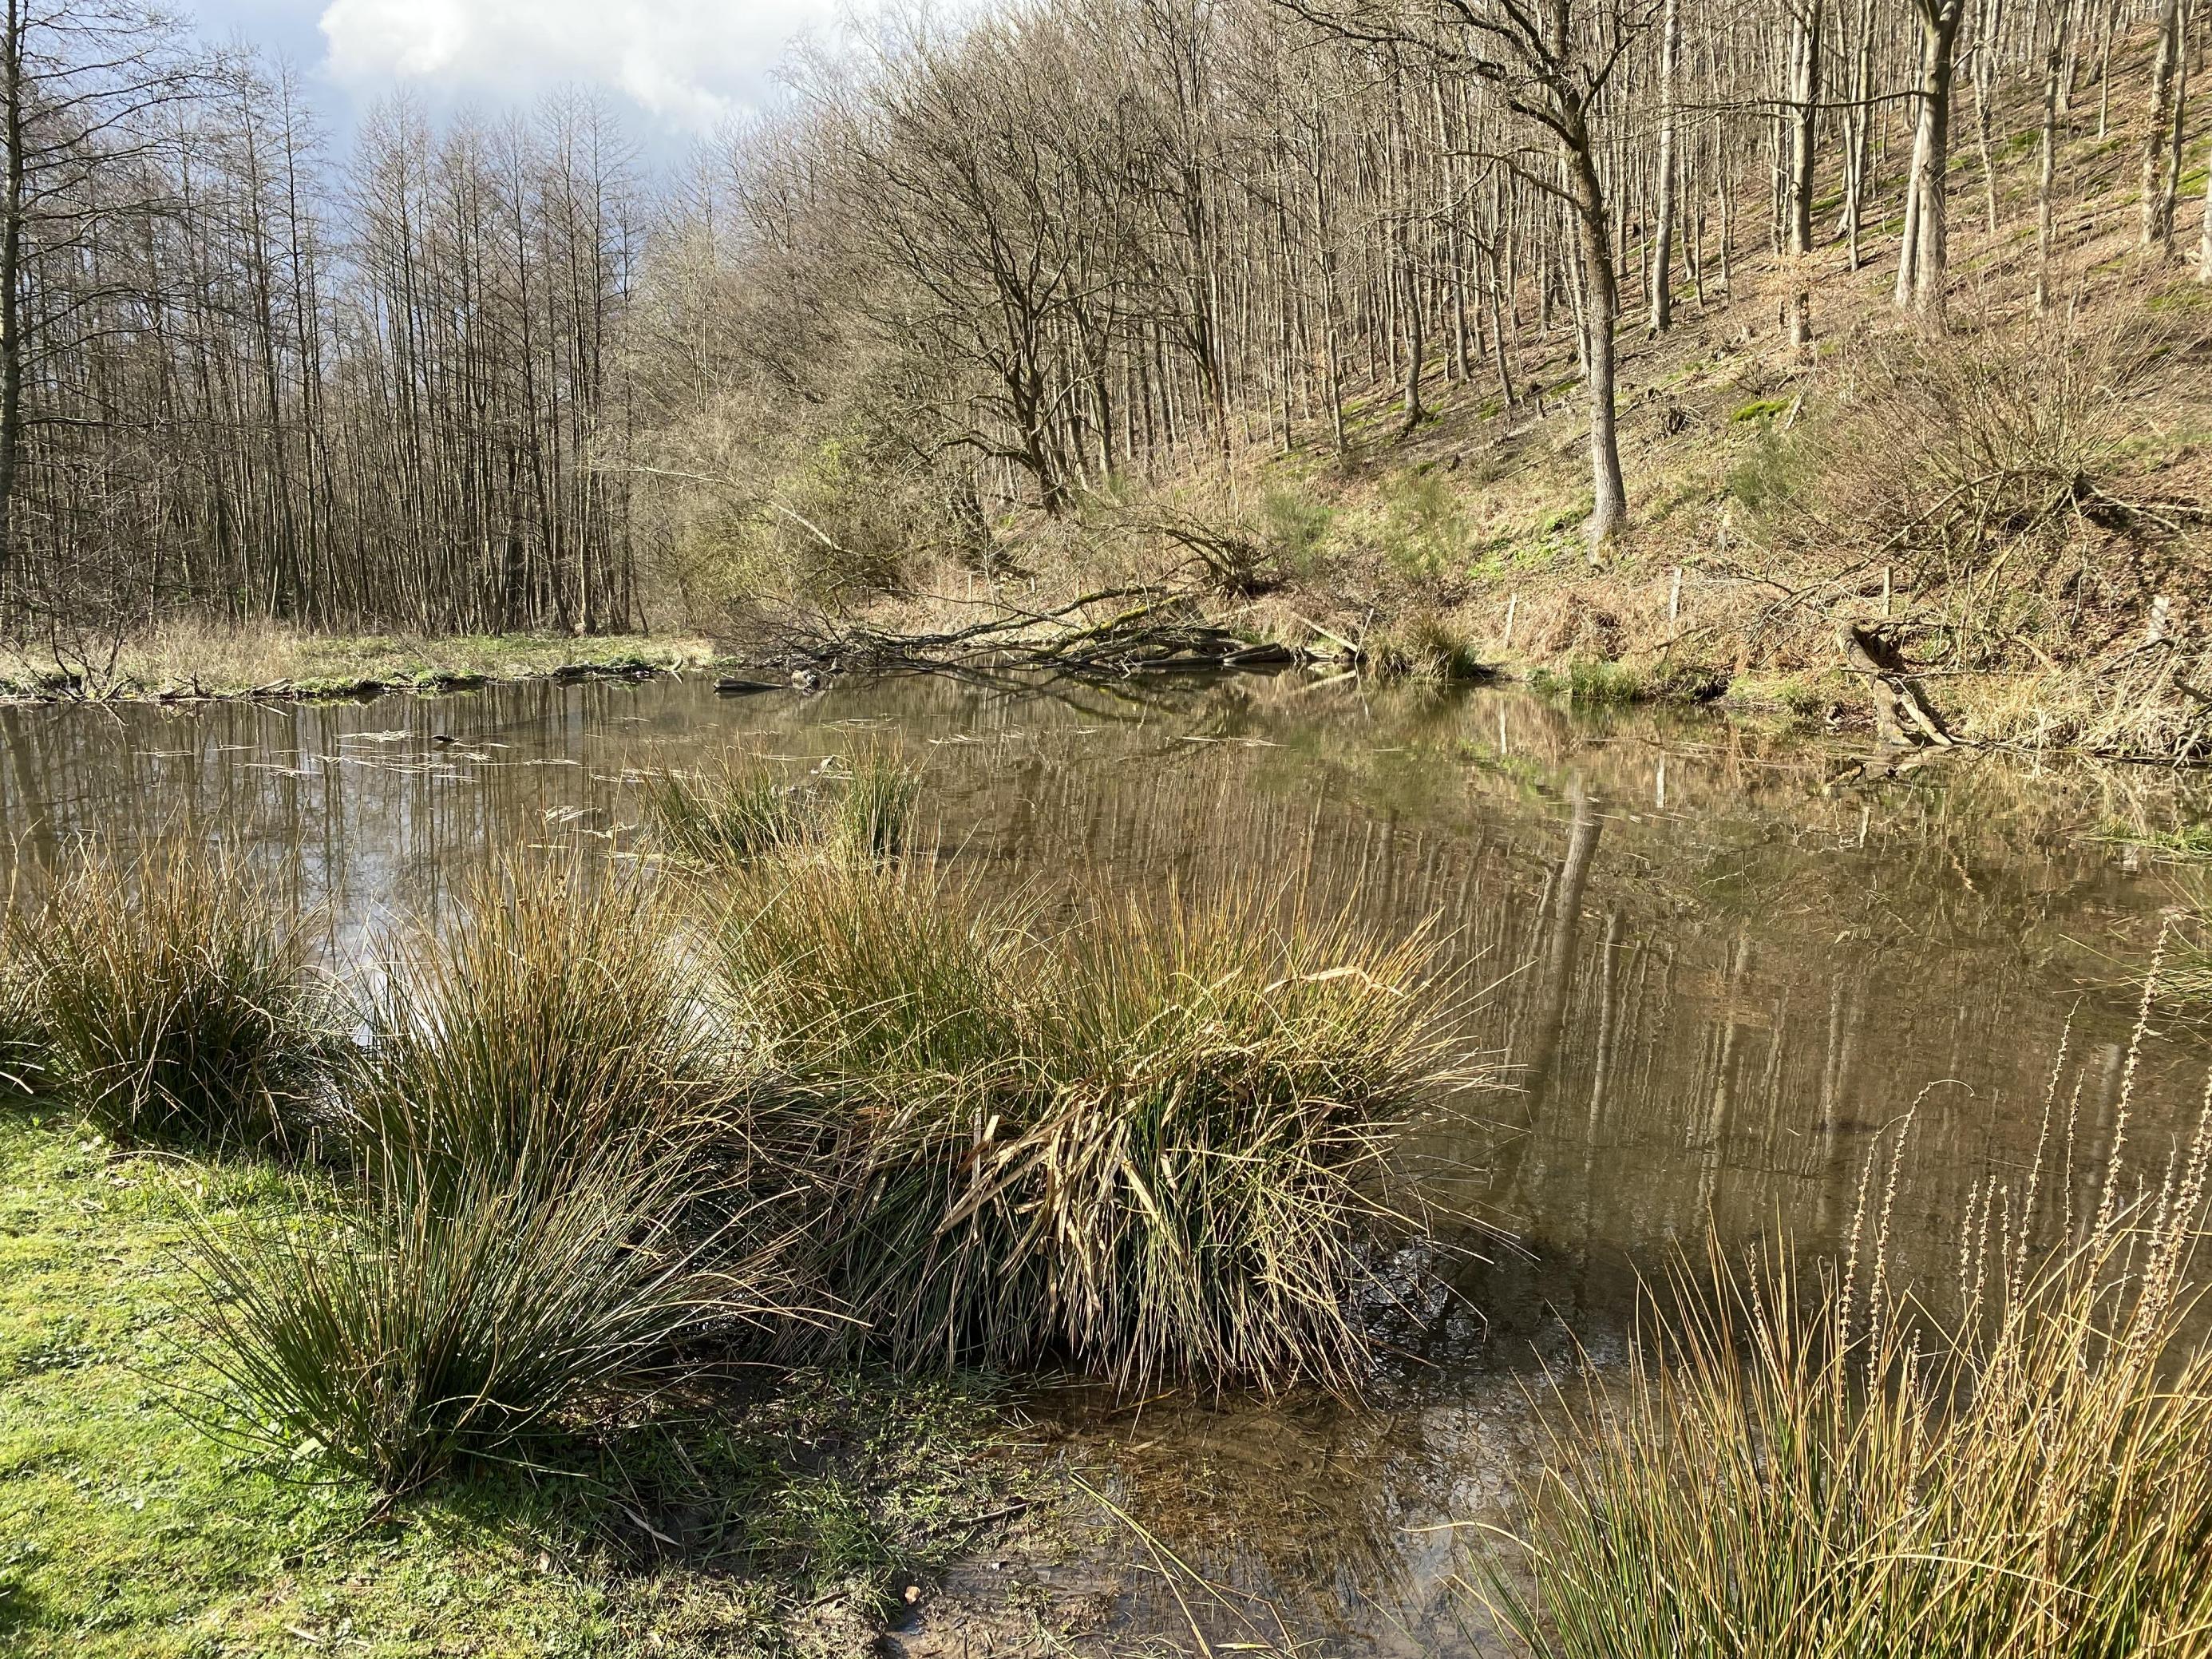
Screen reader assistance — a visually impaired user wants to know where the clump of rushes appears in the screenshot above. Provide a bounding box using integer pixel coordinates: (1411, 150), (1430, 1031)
(712, 858), (1035, 1081)
(1480, 1064), (2212, 1659)
(351, 861), (715, 1186)
(641, 748), (921, 868)
(180, 1136), (768, 1493)
(1035, 898), (1446, 1390)
(14, 844), (329, 1149)
(639, 755), (808, 865)
(832, 746), (922, 862)
(0, 961), (46, 1095)
(712, 863), (1458, 1392)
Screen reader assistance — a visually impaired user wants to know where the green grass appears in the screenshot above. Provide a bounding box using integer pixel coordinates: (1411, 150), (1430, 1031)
(0, 1111), (1026, 1657)
(1729, 395), (1793, 422)
(830, 748), (924, 864)
(1529, 659), (1648, 707)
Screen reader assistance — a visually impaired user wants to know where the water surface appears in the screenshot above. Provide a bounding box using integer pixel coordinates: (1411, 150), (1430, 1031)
(5, 669), (2206, 1653)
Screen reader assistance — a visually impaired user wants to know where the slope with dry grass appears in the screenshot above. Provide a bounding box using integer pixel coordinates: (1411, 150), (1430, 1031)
(795, 24), (2212, 762)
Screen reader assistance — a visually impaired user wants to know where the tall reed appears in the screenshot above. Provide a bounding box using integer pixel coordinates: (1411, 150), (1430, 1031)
(1478, 1032), (2212, 1659)
(14, 844), (329, 1149)
(0, 962), (45, 1096)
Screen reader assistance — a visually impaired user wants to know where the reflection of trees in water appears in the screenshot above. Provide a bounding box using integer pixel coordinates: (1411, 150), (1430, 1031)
(5, 674), (2200, 1289)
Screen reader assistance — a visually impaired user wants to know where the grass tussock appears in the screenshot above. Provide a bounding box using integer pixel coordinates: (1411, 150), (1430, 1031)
(0, 960), (46, 1096)
(1529, 658), (1647, 707)
(180, 1138), (758, 1494)
(350, 861), (717, 1186)
(13, 844), (330, 1150)
(1481, 1020), (2212, 1659)
(639, 746), (921, 867)
(712, 857), (1036, 1081)
(712, 861), (1462, 1393)
(180, 859), (816, 1497)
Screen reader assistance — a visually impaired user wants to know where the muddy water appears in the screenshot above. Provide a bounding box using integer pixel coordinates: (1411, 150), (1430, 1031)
(3, 668), (2207, 1653)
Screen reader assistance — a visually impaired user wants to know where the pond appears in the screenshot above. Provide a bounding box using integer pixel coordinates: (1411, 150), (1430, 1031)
(4, 667), (2206, 1653)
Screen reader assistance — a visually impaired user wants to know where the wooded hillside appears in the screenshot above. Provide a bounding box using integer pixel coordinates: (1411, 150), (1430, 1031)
(6, 0), (2208, 742)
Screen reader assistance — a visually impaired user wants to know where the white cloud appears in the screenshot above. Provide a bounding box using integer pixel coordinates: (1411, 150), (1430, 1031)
(318, 0), (853, 133)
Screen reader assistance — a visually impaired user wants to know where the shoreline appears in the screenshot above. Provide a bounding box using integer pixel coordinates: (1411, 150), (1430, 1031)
(4, 616), (2206, 772)
(0, 632), (726, 708)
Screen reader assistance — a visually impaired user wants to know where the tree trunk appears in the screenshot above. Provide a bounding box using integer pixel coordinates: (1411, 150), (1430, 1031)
(1896, 0), (1965, 317)
(0, 1), (22, 600)
(1648, 0), (1682, 333)
(2141, 0), (2187, 251)
(1565, 134), (1628, 544)
(2036, 0), (2073, 311)
(1787, 0), (1822, 354)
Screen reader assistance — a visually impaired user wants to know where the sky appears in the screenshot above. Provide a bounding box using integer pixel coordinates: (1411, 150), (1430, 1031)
(192, 0), (870, 151)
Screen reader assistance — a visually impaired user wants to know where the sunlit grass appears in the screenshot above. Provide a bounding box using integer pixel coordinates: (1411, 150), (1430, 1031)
(0, 1115), (1019, 1656)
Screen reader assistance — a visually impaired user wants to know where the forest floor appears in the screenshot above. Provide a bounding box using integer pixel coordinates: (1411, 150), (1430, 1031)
(0, 1107), (1122, 1659)
(797, 31), (2212, 762)
(0, 628), (723, 704)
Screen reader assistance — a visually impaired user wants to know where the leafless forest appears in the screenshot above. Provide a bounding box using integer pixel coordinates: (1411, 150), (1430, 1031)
(5, 0), (2203, 659)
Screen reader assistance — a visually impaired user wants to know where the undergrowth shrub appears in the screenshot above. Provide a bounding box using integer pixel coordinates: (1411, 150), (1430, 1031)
(1374, 469), (1472, 583)
(1725, 412), (1811, 521)
(1259, 486), (1337, 578)
(15, 845), (330, 1150)
(1807, 311), (2173, 660)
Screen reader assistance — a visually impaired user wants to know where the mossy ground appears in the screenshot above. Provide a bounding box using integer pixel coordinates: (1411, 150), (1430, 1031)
(0, 1111), (1031, 1658)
